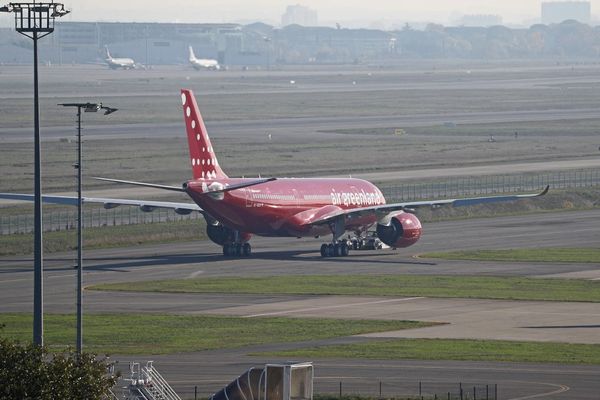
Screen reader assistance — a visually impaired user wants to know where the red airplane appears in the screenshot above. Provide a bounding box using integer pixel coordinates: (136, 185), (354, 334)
(1, 89), (548, 257)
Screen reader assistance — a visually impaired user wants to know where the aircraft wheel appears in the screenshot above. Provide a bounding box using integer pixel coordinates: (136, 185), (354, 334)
(234, 243), (242, 257)
(242, 243), (252, 257)
(327, 243), (335, 257)
(223, 243), (231, 257)
(340, 242), (349, 256)
(333, 243), (340, 257)
(351, 239), (358, 250)
(320, 244), (329, 257)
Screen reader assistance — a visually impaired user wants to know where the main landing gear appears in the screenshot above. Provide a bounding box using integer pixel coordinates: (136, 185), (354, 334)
(320, 217), (351, 258)
(320, 241), (350, 257)
(223, 242), (252, 257)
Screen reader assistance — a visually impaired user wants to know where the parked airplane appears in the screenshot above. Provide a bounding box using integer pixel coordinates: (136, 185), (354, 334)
(0, 89), (548, 258)
(104, 46), (136, 70)
(188, 46), (220, 70)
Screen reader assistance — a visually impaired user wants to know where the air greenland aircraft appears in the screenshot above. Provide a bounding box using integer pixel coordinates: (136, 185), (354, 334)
(188, 46), (220, 70)
(104, 46), (136, 70)
(0, 89), (548, 258)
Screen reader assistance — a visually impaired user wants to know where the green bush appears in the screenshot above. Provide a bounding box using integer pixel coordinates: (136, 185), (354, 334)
(0, 329), (118, 400)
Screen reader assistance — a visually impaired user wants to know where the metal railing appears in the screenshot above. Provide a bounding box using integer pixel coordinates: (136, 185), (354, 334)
(123, 361), (182, 400)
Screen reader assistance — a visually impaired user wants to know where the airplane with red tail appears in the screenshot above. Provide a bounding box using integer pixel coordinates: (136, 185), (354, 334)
(0, 89), (549, 257)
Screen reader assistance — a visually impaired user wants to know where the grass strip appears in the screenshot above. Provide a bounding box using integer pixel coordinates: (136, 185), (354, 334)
(0, 219), (206, 256)
(0, 313), (433, 355)
(257, 338), (600, 365)
(422, 248), (600, 263)
(90, 275), (600, 302)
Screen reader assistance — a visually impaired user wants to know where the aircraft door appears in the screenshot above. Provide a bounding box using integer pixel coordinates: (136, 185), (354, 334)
(245, 188), (253, 208)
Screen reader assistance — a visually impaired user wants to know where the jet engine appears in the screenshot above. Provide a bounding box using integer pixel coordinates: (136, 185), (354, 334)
(206, 223), (251, 245)
(376, 211), (422, 248)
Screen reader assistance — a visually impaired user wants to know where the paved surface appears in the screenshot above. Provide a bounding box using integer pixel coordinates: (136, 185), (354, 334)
(2, 108), (600, 144)
(2, 210), (600, 398)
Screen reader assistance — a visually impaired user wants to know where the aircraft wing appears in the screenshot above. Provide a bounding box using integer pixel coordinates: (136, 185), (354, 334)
(303, 186), (549, 226)
(0, 193), (203, 215)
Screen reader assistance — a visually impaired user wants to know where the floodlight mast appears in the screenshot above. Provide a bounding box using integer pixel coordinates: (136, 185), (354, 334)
(59, 102), (117, 356)
(0, 1), (69, 347)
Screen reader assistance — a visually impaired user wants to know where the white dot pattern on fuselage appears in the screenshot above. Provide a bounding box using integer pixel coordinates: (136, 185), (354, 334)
(181, 93), (186, 105)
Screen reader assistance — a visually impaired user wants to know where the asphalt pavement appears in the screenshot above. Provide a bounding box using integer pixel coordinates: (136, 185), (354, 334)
(1, 210), (600, 399)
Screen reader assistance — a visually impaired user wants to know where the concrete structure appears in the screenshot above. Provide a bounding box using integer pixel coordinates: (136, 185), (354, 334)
(458, 14), (502, 27)
(281, 4), (318, 27)
(542, 1), (591, 24)
(0, 22), (262, 66)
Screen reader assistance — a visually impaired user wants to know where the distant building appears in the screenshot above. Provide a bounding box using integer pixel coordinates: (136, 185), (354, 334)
(541, 1), (591, 24)
(281, 4), (318, 27)
(459, 14), (502, 27)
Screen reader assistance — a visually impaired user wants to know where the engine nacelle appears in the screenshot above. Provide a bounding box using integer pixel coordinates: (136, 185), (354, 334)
(376, 211), (422, 248)
(206, 224), (251, 246)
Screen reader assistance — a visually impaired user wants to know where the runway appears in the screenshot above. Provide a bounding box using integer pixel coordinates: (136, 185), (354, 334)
(2, 108), (600, 143)
(1, 210), (600, 398)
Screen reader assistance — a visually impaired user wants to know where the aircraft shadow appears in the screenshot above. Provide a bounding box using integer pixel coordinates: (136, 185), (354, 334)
(1, 248), (436, 273)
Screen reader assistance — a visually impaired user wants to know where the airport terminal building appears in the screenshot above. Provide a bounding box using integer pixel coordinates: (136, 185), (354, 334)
(0, 21), (395, 66)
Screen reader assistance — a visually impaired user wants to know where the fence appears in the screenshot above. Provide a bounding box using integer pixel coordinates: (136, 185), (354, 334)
(2, 168), (600, 235)
(381, 168), (600, 203)
(177, 380), (498, 400)
(319, 380), (498, 400)
(0, 206), (202, 235)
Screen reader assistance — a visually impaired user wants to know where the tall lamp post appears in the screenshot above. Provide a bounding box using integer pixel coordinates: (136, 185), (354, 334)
(1, 1), (70, 346)
(59, 102), (118, 355)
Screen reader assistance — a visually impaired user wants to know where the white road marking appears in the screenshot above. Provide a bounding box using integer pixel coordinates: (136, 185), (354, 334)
(187, 270), (205, 279)
(508, 383), (570, 400)
(243, 297), (425, 318)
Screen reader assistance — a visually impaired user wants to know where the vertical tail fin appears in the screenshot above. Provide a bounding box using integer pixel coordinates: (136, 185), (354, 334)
(181, 89), (228, 181)
(188, 46), (196, 62)
(104, 46), (112, 60)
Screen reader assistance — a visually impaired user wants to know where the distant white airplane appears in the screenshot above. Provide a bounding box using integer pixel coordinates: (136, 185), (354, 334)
(189, 46), (220, 71)
(104, 46), (136, 70)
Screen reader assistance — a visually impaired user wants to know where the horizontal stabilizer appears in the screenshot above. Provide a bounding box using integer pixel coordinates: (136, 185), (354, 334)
(202, 178), (277, 194)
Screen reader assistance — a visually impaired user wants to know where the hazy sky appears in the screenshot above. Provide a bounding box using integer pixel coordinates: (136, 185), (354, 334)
(1, 1), (598, 26)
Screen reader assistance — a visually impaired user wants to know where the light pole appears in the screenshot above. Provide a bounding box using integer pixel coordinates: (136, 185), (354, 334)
(59, 102), (118, 355)
(1, 1), (70, 346)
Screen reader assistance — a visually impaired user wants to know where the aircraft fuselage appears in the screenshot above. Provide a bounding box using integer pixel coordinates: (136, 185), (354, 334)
(186, 177), (385, 237)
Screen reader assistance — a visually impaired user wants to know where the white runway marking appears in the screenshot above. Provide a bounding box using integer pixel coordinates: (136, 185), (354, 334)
(507, 383), (570, 400)
(243, 297), (425, 318)
(187, 270), (205, 279)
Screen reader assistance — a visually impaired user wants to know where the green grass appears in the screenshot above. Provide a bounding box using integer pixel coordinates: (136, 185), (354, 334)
(0, 313), (433, 355)
(258, 338), (600, 364)
(422, 248), (600, 263)
(0, 219), (206, 256)
(90, 275), (600, 302)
